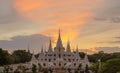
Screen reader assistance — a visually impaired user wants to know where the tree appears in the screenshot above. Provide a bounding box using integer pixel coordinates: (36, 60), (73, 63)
(0, 48), (13, 66)
(78, 64), (82, 71)
(77, 64), (84, 73)
(67, 68), (71, 73)
(19, 65), (28, 73)
(12, 50), (32, 63)
(101, 58), (120, 73)
(79, 52), (85, 58)
(88, 51), (120, 63)
(32, 64), (37, 73)
(85, 64), (90, 73)
(49, 68), (53, 73)
(89, 63), (99, 73)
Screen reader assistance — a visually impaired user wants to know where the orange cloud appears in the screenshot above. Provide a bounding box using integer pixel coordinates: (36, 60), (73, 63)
(41, 29), (78, 47)
(51, 13), (92, 27)
(14, 0), (102, 18)
(89, 48), (98, 54)
(14, 0), (47, 14)
(13, 0), (103, 48)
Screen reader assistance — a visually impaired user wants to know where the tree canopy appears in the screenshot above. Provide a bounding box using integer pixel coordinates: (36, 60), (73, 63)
(0, 48), (32, 66)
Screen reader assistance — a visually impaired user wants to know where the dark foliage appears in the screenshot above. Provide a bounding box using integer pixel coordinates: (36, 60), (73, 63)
(0, 48), (32, 66)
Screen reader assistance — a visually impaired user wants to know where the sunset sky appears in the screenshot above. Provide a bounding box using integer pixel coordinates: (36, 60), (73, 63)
(0, 0), (120, 54)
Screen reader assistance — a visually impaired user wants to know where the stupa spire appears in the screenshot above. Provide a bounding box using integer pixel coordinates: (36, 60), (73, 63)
(48, 37), (53, 52)
(66, 39), (71, 53)
(56, 29), (63, 49)
(27, 44), (30, 53)
(31, 50), (36, 61)
(41, 45), (44, 53)
(76, 45), (79, 53)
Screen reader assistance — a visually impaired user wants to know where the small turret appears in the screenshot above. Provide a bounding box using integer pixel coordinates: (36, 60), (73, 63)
(31, 51), (36, 61)
(83, 49), (90, 68)
(76, 45), (79, 54)
(48, 38), (53, 53)
(41, 45), (44, 54)
(27, 44), (30, 53)
(66, 40), (71, 53)
(75, 45), (81, 59)
(84, 54), (89, 62)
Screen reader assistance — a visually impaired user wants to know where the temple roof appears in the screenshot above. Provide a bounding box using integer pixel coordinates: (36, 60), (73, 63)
(56, 29), (63, 49)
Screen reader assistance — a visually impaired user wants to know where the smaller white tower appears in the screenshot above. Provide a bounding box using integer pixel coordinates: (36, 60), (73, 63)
(66, 40), (71, 54)
(31, 51), (38, 65)
(48, 38), (53, 54)
(31, 53), (36, 61)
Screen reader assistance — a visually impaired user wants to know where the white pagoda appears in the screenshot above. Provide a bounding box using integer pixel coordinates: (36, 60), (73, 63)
(31, 30), (90, 69)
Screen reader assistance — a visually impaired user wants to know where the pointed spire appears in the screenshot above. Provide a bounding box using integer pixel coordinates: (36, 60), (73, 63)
(84, 54), (90, 65)
(31, 50), (36, 61)
(76, 45), (79, 53)
(33, 50), (34, 54)
(27, 44), (30, 53)
(86, 49), (88, 55)
(56, 29), (63, 49)
(58, 28), (61, 39)
(66, 39), (71, 53)
(84, 49), (89, 64)
(41, 45), (44, 54)
(48, 37), (53, 52)
(84, 49), (89, 61)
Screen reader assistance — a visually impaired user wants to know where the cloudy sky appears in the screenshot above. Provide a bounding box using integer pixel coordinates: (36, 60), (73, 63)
(0, 0), (120, 54)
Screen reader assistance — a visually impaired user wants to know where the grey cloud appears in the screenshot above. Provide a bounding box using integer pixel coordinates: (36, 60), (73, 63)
(81, 24), (116, 37)
(97, 36), (120, 44)
(0, 0), (19, 24)
(93, 17), (107, 21)
(93, 0), (120, 23)
(96, 0), (120, 17)
(93, 16), (120, 23)
(0, 34), (49, 53)
(96, 47), (120, 53)
(110, 41), (120, 43)
(115, 37), (120, 39)
(111, 17), (120, 23)
(103, 41), (120, 44)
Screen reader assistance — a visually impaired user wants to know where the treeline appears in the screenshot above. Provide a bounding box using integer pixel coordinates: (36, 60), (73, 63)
(88, 51), (120, 62)
(0, 48), (32, 66)
(0, 48), (120, 67)
(87, 51), (120, 73)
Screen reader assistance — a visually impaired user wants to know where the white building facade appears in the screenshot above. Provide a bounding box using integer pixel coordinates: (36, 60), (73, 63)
(31, 30), (90, 69)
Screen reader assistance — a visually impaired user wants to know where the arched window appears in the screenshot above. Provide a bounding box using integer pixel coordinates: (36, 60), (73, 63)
(43, 63), (46, 66)
(54, 63), (56, 66)
(64, 59), (66, 61)
(49, 59), (51, 62)
(73, 59), (74, 61)
(41, 59), (43, 61)
(64, 63), (66, 66)
(68, 59), (71, 62)
(74, 63), (76, 66)
(45, 58), (47, 61)
(54, 54), (56, 56)
(68, 55), (71, 57)
(76, 59), (78, 61)
(59, 63), (61, 66)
